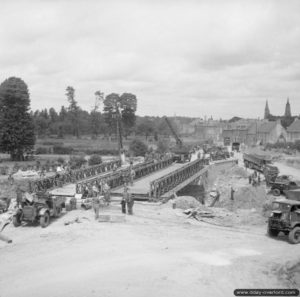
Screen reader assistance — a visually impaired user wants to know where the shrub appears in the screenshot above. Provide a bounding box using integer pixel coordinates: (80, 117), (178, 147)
(69, 154), (87, 169)
(53, 145), (74, 154)
(88, 154), (102, 166)
(78, 148), (119, 156)
(129, 139), (148, 157)
(57, 157), (65, 165)
(36, 147), (50, 154)
(156, 139), (170, 154)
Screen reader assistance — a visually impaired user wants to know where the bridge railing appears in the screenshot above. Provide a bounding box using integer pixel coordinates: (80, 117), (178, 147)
(149, 159), (207, 199)
(76, 157), (173, 196)
(28, 159), (121, 193)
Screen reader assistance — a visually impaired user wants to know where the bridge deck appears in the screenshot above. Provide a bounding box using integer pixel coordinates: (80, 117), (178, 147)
(112, 163), (185, 195)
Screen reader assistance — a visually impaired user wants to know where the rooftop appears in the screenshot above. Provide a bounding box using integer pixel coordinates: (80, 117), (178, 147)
(287, 118), (300, 132)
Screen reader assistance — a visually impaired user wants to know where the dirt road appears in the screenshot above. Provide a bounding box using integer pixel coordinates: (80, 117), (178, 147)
(0, 203), (299, 297)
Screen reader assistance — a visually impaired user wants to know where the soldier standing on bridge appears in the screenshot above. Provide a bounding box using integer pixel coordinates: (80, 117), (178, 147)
(103, 180), (111, 205)
(129, 168), (136, 186)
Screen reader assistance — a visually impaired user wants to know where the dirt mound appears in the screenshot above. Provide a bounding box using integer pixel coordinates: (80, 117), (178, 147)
(227, 166), (249, 178)
(174, 196), (201, 209)
(218, 185), (268, 211)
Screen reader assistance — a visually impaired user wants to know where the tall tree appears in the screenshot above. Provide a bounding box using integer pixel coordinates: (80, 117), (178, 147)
(66, 86), (80, 138)
(0, 77), (35, 160)
(103, 92), (137, 147)
(91, 91), (104, 138)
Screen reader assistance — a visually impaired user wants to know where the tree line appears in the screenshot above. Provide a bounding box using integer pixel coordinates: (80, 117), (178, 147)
(0, 76), (180, 160)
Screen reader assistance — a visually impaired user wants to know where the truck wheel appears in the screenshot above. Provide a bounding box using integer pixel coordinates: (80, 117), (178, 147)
(40, 212), (50, 228)
(272, 188), (281, 196)
(268, 227), (279, 237)
(288, 227), (300, 244)
(13, 214), (22, 227)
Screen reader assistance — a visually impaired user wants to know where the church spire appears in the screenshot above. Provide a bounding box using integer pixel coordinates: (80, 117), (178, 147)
(264, 100), (270, 119)
(284, 97), (291, 117)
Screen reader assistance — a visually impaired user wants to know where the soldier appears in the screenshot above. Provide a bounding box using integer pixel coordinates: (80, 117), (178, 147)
(7, 173), (14, 186)
(16, 186), (23, 208)
(121, 184), (128, 214)
(103, 180), (111, 205)
(112, 162), (118, 172)
(92, 195), (101, 220)
(129, 168), (136, 186)
(248, 174), (252, 184)
(126, 186), (134, 215)
(230, 186), (235, 201)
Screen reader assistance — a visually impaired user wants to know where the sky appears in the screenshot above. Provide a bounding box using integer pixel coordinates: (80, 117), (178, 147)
(0, 0), (300, 119)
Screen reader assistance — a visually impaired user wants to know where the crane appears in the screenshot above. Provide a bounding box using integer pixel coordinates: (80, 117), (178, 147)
(164, 117), (183, 147)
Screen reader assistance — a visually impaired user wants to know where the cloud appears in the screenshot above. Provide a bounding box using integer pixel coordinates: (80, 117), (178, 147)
(0, 0), (300, 118)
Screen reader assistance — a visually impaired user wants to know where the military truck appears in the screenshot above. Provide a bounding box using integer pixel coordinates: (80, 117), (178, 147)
(13, 192), (66, 228)
(268, 199), (300, 244)
(270, 176), (300, 196)
(243, 153), (279, 184)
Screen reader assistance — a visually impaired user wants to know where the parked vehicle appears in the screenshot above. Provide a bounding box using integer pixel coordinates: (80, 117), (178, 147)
(231, 142), (240, 152)
(13, 192), (66, 228)
(243, 153), (279, 184)
(270, 177), (300, 196)
(268, 199), (300, 244)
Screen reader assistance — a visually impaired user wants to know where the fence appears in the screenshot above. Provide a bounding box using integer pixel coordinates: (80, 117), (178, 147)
(28, 159), (121, 193)
(76, 158), (173, 196)
(149, 159), (207, 199)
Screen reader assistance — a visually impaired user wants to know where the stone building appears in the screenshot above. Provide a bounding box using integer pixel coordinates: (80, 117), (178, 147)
(192, 118), (223, 142)
(257, 120), (287, 144)
(287, 118), (300, 142)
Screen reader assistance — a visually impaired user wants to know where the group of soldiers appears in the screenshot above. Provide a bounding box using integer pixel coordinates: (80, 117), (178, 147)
(248, 170), (261, 186)
(91, 182), (134, 220)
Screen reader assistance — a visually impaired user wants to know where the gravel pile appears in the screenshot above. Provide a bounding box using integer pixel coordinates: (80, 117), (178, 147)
(174, 196), (201, 209)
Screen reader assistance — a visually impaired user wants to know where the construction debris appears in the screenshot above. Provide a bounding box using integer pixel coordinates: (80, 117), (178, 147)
(64, 217), (83, 225)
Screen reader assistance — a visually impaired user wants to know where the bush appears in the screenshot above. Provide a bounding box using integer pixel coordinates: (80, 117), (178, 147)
(129, 139), (148, 157)
(79, 148), (119, 156)
(57, 157), (65, 165)
(36, 147), (50, 154)
(69, 154), (87, 169)
(88, 154), (102, 166)
(156, 139), (170, 154)
(53, 145), (74, 154)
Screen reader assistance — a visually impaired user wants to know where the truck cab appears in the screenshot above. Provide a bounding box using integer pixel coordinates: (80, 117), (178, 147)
(268, 199), (300, 244)
(270, 178), (300, 196)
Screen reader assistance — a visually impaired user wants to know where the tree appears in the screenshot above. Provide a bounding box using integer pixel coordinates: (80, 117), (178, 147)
(66, 86), (80, 138)
(129, 139), (148, 157)
(0, 77), (35, 160)
(103, 92), (137, 149)
(91, 91), (104, 138)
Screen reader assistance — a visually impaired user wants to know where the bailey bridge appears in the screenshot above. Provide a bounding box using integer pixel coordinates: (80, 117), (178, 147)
(37, 157), (238, 201)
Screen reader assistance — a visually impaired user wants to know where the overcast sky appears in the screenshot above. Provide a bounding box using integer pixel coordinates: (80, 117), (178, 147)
(0, 0), (299, 119)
